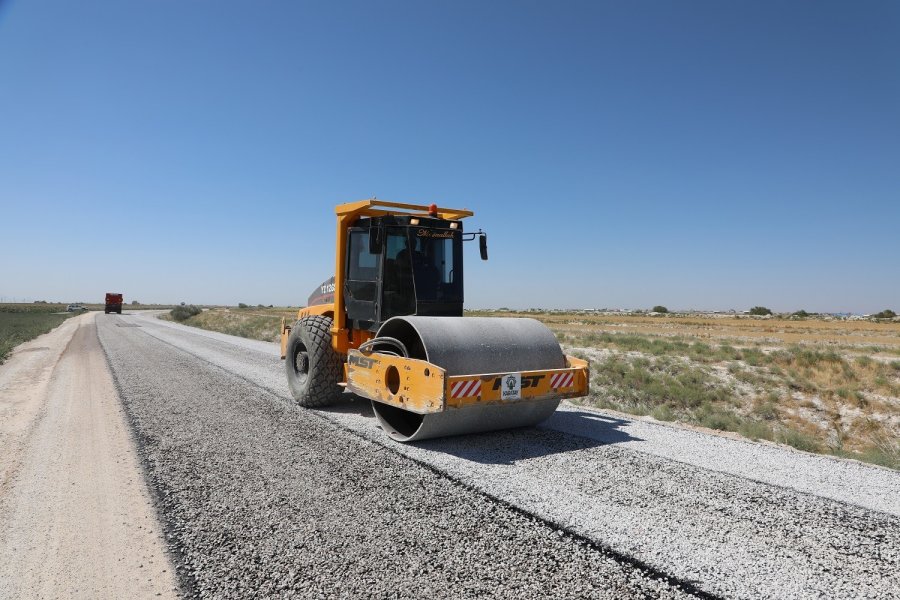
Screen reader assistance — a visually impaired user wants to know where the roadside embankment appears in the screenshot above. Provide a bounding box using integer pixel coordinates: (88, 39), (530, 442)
(0, 312), (178, 599)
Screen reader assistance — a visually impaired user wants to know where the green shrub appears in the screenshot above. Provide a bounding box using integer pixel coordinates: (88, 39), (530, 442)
(651, 405), (675, 421)
(592, 356), (728, 411)
(855, 433), (899, 469)
(170, 305), (202, 322)
(855, 447), (899, 470)
(751, 396), (779, 421)
(749, 306), (772, 316)
(743, 348), (767, 366)
(739, 420), (775, 441)
(238, 303), (249, 309)
(778, 429), (821, 453)
(652, 305), (669, 313)
(785, 346), (842, 368)
(872, 309), (896, 319)
(854, 356), (873, 368)
(720, 345), (742, 360)
(697, 409), (741, 432)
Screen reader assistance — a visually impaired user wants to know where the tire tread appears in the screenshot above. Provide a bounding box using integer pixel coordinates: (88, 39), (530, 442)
(286, 315), (343, 407)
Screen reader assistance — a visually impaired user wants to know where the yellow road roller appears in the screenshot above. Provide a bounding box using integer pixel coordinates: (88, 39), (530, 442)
(280, 200), (588, 441)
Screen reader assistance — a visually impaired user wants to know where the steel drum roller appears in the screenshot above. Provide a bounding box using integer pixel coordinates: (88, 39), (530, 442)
(369, 316), (565, 442)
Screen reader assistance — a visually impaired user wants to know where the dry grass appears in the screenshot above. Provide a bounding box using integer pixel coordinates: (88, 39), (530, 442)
(160, 306), (298, 343)
(468, 310), (900, 351)
(481, 310), (899, 469)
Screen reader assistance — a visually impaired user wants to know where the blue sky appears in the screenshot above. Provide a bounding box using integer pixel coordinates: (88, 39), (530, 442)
(1, 1), (897, 312)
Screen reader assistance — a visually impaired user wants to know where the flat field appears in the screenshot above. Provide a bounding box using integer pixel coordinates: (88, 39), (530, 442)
(167, 307), (900, 468)
(474, 310), (900, 468)
(0, 304), (78, 364)
(160, 306), (297, 343)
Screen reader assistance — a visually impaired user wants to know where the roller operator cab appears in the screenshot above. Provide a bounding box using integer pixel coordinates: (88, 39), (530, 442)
(280, 200), (589, 442)
(322, 213), (466, 330)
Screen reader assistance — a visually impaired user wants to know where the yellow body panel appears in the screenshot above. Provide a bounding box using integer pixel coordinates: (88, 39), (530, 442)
(346, 351), (589, 414)
(280, 318), (290, 359)
(445, 356), (589, 408)
(345, 350), (446, 414)
(298, 304), (334, 319)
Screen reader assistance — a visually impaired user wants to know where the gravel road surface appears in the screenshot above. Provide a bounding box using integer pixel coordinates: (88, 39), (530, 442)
(98, 313), (693, 599)
(0, 313), (178, 599)
(96, 312), (899, 599)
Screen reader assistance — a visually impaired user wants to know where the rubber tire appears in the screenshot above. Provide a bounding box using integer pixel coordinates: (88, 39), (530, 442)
(285, 315), (343, 407)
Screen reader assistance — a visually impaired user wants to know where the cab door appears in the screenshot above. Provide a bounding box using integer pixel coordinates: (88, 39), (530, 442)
(380, 227), (416, 320)
(344, 227), (379, 326)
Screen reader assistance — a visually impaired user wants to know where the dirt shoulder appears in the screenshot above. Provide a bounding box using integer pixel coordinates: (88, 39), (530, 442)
(0, 313), (178, 599)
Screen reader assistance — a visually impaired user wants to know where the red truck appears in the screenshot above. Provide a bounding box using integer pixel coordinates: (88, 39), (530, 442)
(105, 293), (123, 314)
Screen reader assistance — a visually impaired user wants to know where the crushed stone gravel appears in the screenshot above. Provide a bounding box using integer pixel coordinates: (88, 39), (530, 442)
(105, 313), (900, 599)
(98, 315), (697, 599)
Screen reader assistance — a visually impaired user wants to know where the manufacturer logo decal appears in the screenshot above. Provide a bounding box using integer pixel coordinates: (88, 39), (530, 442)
(492, 374), (544, 394)
(499, 373), (521, 401)
(416, 228), (455, 239)
(349, 354), (375, 369)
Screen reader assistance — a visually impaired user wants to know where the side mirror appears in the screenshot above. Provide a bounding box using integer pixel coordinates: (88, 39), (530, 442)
(368, 226), (383, 254)
(479, 234), (488, 260)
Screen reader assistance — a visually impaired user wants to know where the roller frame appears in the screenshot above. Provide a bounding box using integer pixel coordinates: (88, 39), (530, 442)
(346, 349), (589, 415)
